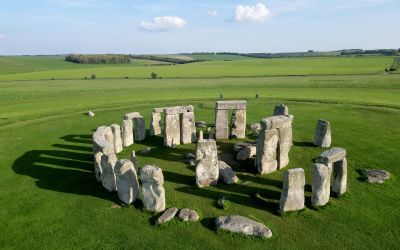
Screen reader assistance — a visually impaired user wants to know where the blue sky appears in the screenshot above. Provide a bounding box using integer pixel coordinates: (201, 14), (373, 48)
(0, 0), (399, 55)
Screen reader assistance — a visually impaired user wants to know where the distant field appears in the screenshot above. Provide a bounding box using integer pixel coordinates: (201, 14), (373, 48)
(186, 53), (251, 61)
(0, 56), (394, 81)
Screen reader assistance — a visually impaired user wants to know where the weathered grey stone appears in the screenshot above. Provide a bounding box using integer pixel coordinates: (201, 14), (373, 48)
(196, 121), (207, 128)
(140, 165), (165, 212)
(186, 153), (196, 159)
(231, 109), (246, 139)
(94, 151), (103, 182)
(155, 207), (179, 225)
(216, 100), (247, 110)
(261, 115), (293, 130)
(313, 120), (331, 147)
(164, 105), (194, 115)
(177, 208), (199, 222)
(198, 130), (204, 141)
(234, 141), (256, 152)
(273, 104), (289, 116)
(87, 111), (95, 117)
(277, 126), (292, 169)
(150, 112), (162, 136)
(279, 168), (305, 212)
(332, 157), (347, 195)
(195, 139), (219, 187)
(121, 119), (134, 147)
(250, 123), (261, 136)
(215, 215), (272, 238)
(181, 111), (197, 144)
(133, 116), (146, 141)
(131, 150), (138, 168)
(218, 161), (238, 184)
(153, 107), (165, 113)
(100, 153), (118, 192)
(256, 129), (279, 174)
(359, 169), (390, 184)
(115, 159), (139, 204)
(316, 147), (346, 164)
(164, 113), (180, 147)
(123, 112), (140, 120)
(215, 109), (229, 139)
(208, 133), (214, 139)
(217, 196), (228, 209)
(311, 163), (332, 206)
(237, 145), (256, 161)
(110, 124), (123, 154)
(93, 126), (114, 155)
(188, 159), (196, 167)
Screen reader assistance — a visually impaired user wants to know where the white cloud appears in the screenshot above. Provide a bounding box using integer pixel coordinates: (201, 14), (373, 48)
(208, 10), (218, 16)
(138, 16), (186, 32)
(234, 3), (271, 22)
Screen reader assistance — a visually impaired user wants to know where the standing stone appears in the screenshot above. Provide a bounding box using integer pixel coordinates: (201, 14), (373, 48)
(218, 161), (238, 184)
(256, 129), (279, 174)
(100, 153), (118, 192)
(215, 109), (229, 139)
(311, 163), (332, 206)
(115, 159), (140, 204)
(279, 168), (305, 212)
(181, 111), (197, 144)
(332, 157), (347, 195)
(94, 151), (103, 182)
(164, 113), (180, 147)
(122, 119), (134, 147)
(195, 139), (219, 187)
(273, 104), (289, 116)
(313, 120), (331, 148)
(150, 112), (162, 136)
(140, 165), (165, 212)
(93, 126), (114, 155)
(198, 130), (204, 141)
(131, 150), (138, 168)
(110, 124), (123, 154)
(277, 122), (292, 169)
(231, 109), (246, 139)
(133, 116), (146, 141)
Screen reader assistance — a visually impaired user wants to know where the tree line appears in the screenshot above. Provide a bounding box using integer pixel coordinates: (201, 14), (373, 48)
(65, 54), (131, 64)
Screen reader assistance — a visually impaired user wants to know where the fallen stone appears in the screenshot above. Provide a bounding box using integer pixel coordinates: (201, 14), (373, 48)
(313, 119), (331, 148)
(217, 196), (227, 209)
(140, 165), (165, 212)
(141, 148), (151, 154)
(155, 207), (179, 225)
(177, 208), (199, 222)
(215, 215), (272, 238)
(87, 111), (95, 117)
(234, 141), (256, 152)
(315, 147), (346, 164)
(115, 159), (140, 204)
(186, 153), (196, 159)
(359, 168), (390, 184)
(196, 121), (207, 128)
(279, 168), (305, 212)
(218, 161), (238, 184)
(195, 139), (219, 187)
(188, 159), (196, 167)
(236, 145), (256, 161)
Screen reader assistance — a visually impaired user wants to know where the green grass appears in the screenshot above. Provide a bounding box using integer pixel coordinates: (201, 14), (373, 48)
(0, 56), (399, 249)
(0, 56), (394, 81)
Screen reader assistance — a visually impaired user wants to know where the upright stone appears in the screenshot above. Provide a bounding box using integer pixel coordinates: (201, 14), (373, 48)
(131, 150), (138, 169)
(94, 151), (103, 182)
(122, 119), (134, 147)
(273, 104), (289, 116)
(277, 116), (293, 169)
(133, 116), (146, 141)
(215, 109), (229, 139)
(313, 120), (331, 148)
(150, 112), (162, 136)
(100, 153), (118, 192)
(164, 112), (181, 147)
(231, 109), (246, 139)
(311, 163), (332, 206)
(115, 159), (140, 204)
(195, 139), (219, 187)
(332, 157), (347, 195)
(279, 168), (305, 212)
(140, 165), (165, 212)
(110, 124), (123, 153)
(255, 129), (279, 174)
(93, 126), (114, 154)
(181, 111), (197, 144)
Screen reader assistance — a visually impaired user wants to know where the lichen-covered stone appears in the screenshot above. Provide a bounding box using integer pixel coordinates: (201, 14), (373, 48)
(140, 165), (165, 212)
(332, 157), (347, 195)
(121, 119), (134, 147)
(195, 139), (219, 187)
(110, 124), (123, 153)
(94, 151), (103, 182)
(93, 126), (114, 155)
(100, 153), (118, 192)
(155, 207), (179, 225)
(277, 126), (292, 169)
(218, 161), (238, 184)
(316, 147), (346, 164)
(313, 119), (331, 147)
(115, 159), (140, 204)
(164, 113), (180, 147)
(215, 109), (229, 139)
(215, 215), (272, 238)
(359, 168), (390, 184)
(150, 112), (162, 136)
(279, 168), (305, 212)
(231, 109), (246, 139)
(311, 163), (331, 206)
(256, 129), (279, 174)
(236, 145), (256, 161)
(177, 208), (199, 222)
(181, 111), (197, 144)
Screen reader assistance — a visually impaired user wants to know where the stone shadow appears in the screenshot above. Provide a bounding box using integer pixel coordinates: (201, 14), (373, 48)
(293, 141), (315, 148)
(12, 134), (120, 204)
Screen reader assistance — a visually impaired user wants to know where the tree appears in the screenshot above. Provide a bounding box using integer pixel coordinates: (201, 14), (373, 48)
(151, 72), (158, 79)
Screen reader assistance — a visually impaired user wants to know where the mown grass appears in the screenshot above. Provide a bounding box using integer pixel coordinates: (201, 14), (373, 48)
(0, 56), (399, 249)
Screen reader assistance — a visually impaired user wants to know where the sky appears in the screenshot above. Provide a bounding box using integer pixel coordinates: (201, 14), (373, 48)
(0, 0), (399, 55)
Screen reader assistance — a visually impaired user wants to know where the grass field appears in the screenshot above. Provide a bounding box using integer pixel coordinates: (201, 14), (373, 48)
(0, 55), (399, 249)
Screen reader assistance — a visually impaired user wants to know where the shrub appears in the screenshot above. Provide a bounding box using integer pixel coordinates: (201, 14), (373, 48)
(91, 74), (96, 79)
(151, 72), (158, 79)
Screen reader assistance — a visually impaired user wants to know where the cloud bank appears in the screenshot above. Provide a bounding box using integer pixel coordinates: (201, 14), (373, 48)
(139, 16), (186, 32)
(234, 3), (271, 22)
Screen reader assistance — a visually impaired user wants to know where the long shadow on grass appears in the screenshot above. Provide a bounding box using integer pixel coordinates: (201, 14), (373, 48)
(11, 134), (120, 203)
